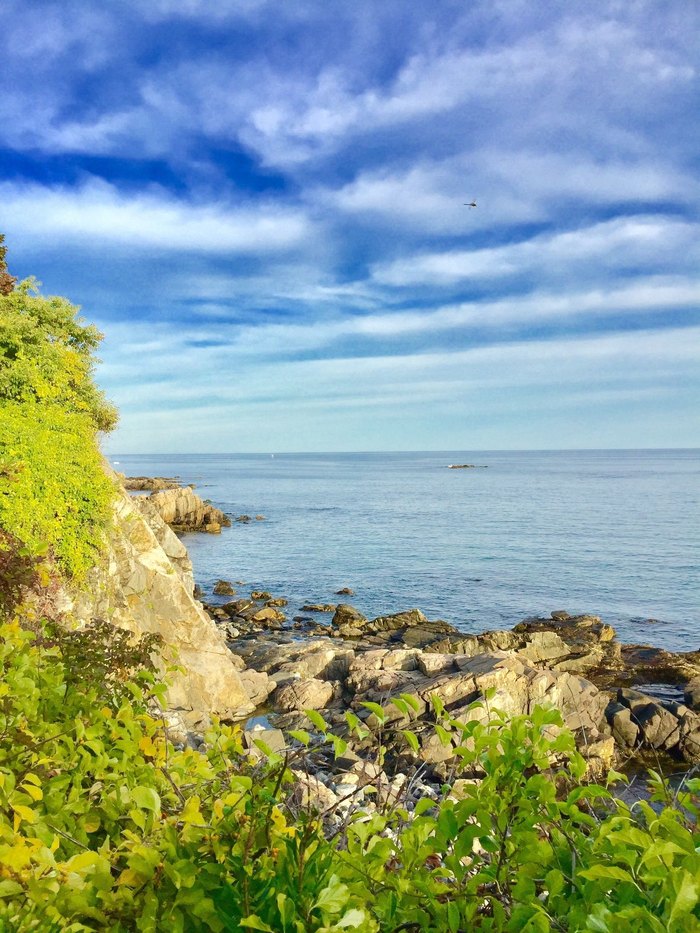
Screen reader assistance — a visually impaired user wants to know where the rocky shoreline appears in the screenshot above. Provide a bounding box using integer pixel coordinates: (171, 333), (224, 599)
(130, 474), (700, 814)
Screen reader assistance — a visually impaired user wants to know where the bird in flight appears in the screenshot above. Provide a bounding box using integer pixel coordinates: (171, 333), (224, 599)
(464, 200), (477, 208)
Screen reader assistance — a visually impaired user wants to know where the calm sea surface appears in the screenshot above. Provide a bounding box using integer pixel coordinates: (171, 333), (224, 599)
(112, 451), (699, 653)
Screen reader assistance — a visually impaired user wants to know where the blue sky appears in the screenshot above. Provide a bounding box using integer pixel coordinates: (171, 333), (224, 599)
(2, 0), (699, 452)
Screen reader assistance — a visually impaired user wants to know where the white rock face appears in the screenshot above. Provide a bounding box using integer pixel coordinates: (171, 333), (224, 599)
(70, 486), (255, 730)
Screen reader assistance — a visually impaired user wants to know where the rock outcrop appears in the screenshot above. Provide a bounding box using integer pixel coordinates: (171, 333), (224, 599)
(119, 475), (182, 490)
(68, 486), (255, 732)
(147, 486), (231, 533)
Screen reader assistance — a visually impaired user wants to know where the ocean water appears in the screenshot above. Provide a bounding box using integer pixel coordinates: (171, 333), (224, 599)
(111, 450), (700, 653)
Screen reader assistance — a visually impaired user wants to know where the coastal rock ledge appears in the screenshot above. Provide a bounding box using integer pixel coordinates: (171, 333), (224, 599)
(66, 484), (255, 733)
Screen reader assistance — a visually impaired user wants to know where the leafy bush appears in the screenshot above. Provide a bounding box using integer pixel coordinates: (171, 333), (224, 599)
(0, 617), (698, 932)
(0, 269), (117, 582)
(0, 278), (116, 431)
(0, 402), (115, 580)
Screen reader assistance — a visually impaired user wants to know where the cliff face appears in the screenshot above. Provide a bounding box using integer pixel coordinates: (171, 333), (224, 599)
(68, 485), (255, 732)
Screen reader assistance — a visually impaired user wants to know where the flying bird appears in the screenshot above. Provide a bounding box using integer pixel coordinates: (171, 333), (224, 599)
(464, 201), (477, 208)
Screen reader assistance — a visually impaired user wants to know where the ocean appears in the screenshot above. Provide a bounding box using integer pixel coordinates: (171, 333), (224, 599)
(111, 450), (699, 654)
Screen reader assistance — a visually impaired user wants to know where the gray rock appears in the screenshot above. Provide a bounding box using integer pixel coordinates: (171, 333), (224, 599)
(332, 604), (368, 628)
(605, 701), (639, 747)
(238, 669), (276, 706)
(243, 728), (286, 759)
(147, 486), (230, 532)
(633, 702), (680, 750)
(684, 676), (700, 711)
(274, 678), (336, 712)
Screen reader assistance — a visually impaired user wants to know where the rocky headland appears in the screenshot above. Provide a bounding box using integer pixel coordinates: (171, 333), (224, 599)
(80, 472), (700, 814)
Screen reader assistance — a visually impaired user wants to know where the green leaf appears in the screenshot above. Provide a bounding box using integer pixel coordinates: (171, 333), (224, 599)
(579, 865), (634, 884)
(435, 724), (452, 747)
(669, 870), (698, 925)
(288, 729), (311, 746)
(313, 874), (350, 915)
(131, 786), (160, 813)
(337, 908), (366, 928)
(0, 880), (24, 898)
(414, 797), (435, 816)
(240, 917), (275, 932)
(305, 709), (329, 733)
(401, 730), (419, 753)
(331, 735), (348, 758)
(400, 692), (421, 713)
(360, 701), (386, 723)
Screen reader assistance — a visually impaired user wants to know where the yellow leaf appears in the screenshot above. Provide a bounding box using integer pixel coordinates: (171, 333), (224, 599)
(20, 784), (43, 802)
(180, 796), (202, 825)
(270, 806), (296, 838)
(139, 735), (157, 758)
(118, 868), (141, 887)
(12, 805), (36, 826)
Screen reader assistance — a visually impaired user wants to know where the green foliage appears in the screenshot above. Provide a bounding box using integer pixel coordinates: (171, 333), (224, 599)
(0, 278), (116, 431)
(0, 235), (16, 296)
(0, 402), (115, 580)
(0, 530), (48, 615)
(0, 269), (117, 581)
(0, 617), (698, 931)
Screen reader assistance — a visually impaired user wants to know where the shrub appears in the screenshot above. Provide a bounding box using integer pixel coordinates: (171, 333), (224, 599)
(0, 278), (117, 432)
(0, 617), (698, 932)
(0, 402), (115, 580)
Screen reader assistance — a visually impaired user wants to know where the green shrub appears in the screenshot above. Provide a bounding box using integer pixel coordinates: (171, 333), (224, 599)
(0, 402), (115, 580)
(0, 617), (698, 932)
(0, 272), (117, 581)
(0, 279), (117, 432)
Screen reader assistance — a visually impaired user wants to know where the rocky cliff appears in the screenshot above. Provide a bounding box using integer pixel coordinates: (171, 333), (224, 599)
(67, 483), (255, 734)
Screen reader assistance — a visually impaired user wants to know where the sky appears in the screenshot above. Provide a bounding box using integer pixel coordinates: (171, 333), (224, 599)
(1, 0), (699, 452)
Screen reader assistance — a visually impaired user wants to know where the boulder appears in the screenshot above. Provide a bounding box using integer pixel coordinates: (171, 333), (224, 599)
(147, 486), (230, 533)
(605, 701), (640, 747)
(291, 770), (339, 812)
(684, 676), (700, 710)
(632, 702), (680, 751)
(370, 608), (428, 631)
(619, 645), (700, 685)
(238, 670), (276, 707)
(679, 713), (700, 762)
(333, 604), (367, 629)
(274, 678), (336, 711)
(213, 579), (235, 596)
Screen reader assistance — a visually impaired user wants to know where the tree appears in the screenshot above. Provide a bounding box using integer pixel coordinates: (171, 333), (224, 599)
(0, 270), (117, 431)
(0, 234), (17, 296)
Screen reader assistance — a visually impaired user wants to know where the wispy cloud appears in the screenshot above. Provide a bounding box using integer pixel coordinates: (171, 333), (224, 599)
(1, 180), (311, 253)
(1, 0), (698, 449)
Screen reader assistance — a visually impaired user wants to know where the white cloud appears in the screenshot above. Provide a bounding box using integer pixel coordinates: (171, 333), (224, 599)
(372, 216), (700, 286)
(1, 180), (311, 253)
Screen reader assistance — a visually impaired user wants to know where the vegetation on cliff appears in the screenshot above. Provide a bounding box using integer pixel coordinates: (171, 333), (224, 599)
(0, 245), (116, 581)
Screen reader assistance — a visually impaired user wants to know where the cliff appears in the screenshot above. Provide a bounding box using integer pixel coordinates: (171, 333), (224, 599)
(66, 481), (255, 733)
